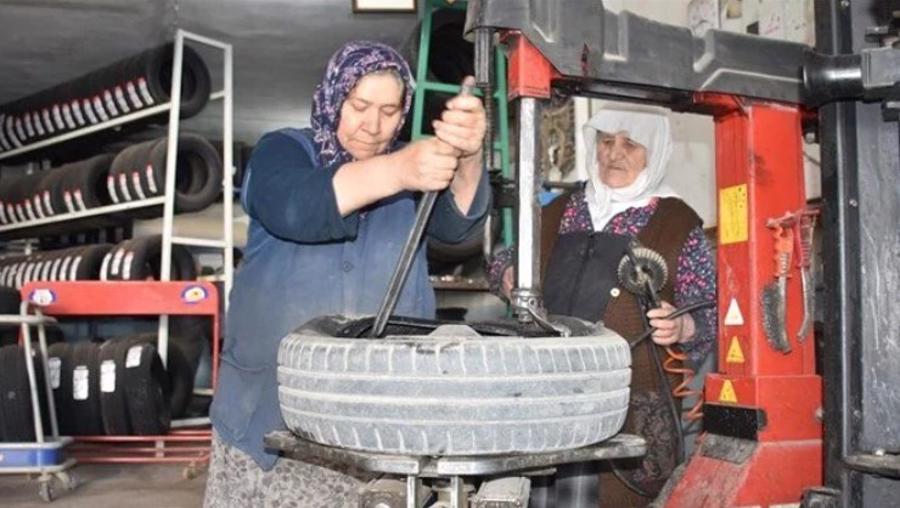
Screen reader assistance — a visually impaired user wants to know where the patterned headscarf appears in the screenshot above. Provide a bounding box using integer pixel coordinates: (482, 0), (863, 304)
(311, 40), (415, 167)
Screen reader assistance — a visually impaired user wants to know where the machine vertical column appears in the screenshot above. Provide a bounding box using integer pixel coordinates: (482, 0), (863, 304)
(505, 35), (554, 323)
(665, 96), (823, 506)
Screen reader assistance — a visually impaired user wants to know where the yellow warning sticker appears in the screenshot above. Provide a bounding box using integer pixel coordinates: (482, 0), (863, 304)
(719, 379), (738, 403)
(719, 184), (748, 245)
(726, 336), (745, 364)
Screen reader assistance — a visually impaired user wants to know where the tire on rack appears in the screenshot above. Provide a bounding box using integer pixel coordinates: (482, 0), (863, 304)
(146, 134), (223, 213)
(101, 240), (135, 281)
(47, 342), (76, 435)
(0, 344), (36, 441)
(125, 333), (194, 419)
(140, 44), (212, 119)
(42, 165), (70, 218)
(69, 341), (104, 436)
(277, 315), (632, 456)
(0, 286), (20, 346)
(109, 143), (143, 205)
(121, 235), (197, 281)
(73, 244), (113, 280)
(98, 339), (130, 435)
(68, 154), (116, 209)
(119, 340), (171, 435)
(124, 140), (160, 201)
(55, 246), (88, 282)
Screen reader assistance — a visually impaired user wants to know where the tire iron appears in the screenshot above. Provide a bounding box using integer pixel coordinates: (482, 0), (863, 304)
(371, 78), (477, 338)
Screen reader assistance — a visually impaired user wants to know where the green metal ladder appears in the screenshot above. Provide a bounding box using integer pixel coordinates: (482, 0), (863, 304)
(410, 0), (513, 247)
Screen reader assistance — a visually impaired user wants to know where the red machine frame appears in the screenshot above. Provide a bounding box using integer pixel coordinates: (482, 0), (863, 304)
(20, 280), (220, 467)
(507, 36), (823, 506)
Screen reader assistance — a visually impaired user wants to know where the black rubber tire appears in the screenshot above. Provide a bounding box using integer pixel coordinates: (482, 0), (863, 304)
(125, 140), (161, 200)
(122, 235), (197, 281)
(0, 344), (35, 441)
(98, 339), (130, 435)
(147, 134), (223, 213)
(0, 286), (20, 347)
(125, 333), (194, 419)
(277, 316), (632, 456)
(43, 166), (69, 218)
(0, 284), (20, 312)
(141, 44), (211, 119)
(56, 247), (88, 282)
(73, 244), (114, 280)
(108, 143), (144, 204)
(119, 340), (171, 435)
(101, 239), (135, 281)
(170, 317), (207, 375)
(68, 154), (116, 209)
(47, 342), (75, 435)
(69, 341), (103, 436)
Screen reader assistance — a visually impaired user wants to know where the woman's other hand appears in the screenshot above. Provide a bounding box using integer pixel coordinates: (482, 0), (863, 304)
(501, 266), (515, 299)
(647, 301), (696, 346)
(432, 77), (487, 163)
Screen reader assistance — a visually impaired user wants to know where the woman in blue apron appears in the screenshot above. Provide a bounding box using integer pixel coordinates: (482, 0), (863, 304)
(204, 40), (489, 507)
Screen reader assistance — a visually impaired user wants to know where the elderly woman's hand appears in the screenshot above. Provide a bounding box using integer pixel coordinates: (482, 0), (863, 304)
(432, 80), (486, 162)
(647, 301), (696, 346)
(394, 137), (461, 192)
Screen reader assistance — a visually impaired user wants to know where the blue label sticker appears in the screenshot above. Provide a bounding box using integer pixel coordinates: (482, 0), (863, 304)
(181, 285), (208, 304)
(29, 288), (57, 306)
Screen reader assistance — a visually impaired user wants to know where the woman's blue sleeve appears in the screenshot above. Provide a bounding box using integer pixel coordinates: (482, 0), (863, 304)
(427, 168), (491, 243)
(242, 132), (359, 243)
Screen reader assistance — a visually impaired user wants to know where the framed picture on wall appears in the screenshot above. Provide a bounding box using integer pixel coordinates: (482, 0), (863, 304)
(353, 0), (417, 13)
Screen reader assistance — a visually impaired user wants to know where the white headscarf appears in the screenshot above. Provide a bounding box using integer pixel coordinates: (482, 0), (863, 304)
(583, 106), (679, 231)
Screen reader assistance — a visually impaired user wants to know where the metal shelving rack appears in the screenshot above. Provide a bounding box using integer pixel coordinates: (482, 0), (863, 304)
(0, 29), (234, 363)
(0, 29), (234, 469)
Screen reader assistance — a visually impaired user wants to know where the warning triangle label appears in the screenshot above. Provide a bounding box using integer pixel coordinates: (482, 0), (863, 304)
(724, 298), (744, 326)
(726, 336), (745, 364)
(718, 380), (738, 403)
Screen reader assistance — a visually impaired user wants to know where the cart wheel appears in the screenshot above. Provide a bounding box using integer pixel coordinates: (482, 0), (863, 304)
(56, 471), (79, 491)
(38, 481), (53, 503)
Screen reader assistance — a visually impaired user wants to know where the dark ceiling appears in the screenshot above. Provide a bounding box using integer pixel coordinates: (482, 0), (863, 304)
(0, 0), (418, 144)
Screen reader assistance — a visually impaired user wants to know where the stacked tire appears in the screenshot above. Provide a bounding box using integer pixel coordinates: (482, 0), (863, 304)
(0, 132), (221, 232)
(0, 244), (113, 289)
(45, 337), (194, 436)
(0, 43), (211, 158)
(107, 133), (222, 213)
(100, 235), (197, 281)
(0, 155), (115, 226)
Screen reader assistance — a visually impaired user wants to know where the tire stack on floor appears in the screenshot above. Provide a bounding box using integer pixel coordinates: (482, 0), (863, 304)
(0, 335), (194, 440)
(45, 335), (194, 437)
(0, 42), (211, 161)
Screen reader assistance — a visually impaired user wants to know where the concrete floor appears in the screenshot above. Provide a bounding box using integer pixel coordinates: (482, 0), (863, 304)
(0, 463), (206, 507)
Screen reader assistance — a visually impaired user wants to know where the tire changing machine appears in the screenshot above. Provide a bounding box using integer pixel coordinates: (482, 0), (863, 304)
(267, 1), (900, 506)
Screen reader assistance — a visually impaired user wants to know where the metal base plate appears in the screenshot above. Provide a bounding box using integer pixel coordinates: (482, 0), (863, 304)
(265, 431), (646, 477)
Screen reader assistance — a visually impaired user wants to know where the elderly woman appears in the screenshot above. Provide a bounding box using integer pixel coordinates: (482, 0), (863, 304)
(488, 107), (716, 507)
(205, 41), (489, 507)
